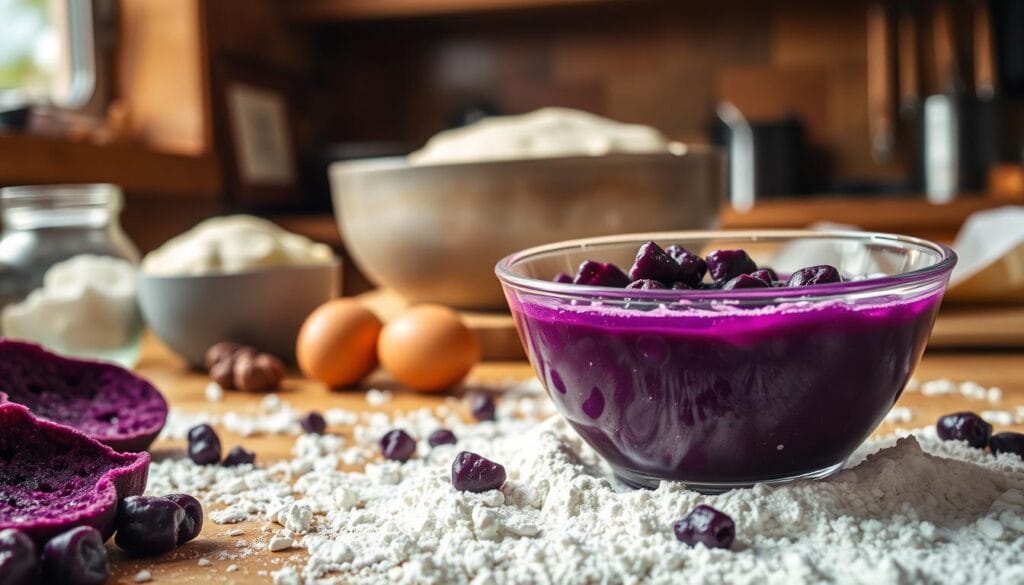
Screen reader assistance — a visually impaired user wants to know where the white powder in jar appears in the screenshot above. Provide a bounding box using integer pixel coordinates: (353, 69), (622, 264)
(146, 379), (1024, 584)
(1, 254), (140, 356)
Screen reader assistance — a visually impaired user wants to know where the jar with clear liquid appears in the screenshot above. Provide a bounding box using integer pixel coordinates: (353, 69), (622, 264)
(0, 184), (143, 367)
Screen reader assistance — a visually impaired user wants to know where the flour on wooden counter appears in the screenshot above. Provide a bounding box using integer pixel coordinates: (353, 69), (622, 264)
(145, 379), (1024, 584)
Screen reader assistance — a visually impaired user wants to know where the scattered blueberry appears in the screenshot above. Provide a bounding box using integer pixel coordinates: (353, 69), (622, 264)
(380, 429), (417, 462)
(626, 279), (667, 290)
(115, 495), (187, 556)
(428, 429), (457, 447)
(936, 412), (992, 448)
(187, 424), (222, 465)
(673, 504), (735, 550)
(666, 245), (708, 287)
(787, 264), (842, 287)
(469, 392), (496, 422)
(573, 260), (631, 288)
(990, 432), (1024, 459)
(721, 273), (771, 290)
(300, 411), (327, 435)
(706, 249), (758, 283)
(628, 241), (683, 284)
(0, 528), (37, 585)
(42, 526), (110, 585)
(750, 268), (777, 285)
(451, 451), (507, 492)
(222, 445), (256, 467)
(163, 493), (204, 544)
(552, 272), (574, 284)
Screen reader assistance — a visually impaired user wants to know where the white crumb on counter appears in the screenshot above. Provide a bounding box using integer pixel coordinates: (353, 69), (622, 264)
(982, 410), (1015, 426)
(272, 566), (301, 585)
(921, 378), (957, 396)
(365, 388), (393, 407)
(269, 535), (294, 552)
(226, 528), (244, 537)
(884, 406), (914, 424)
(226, 564), (240, 573)
(988, 387), (1004, 404)
(133, 570), (152, 583)
(197, 558), (211, 567)
(204, 382), (224, 403)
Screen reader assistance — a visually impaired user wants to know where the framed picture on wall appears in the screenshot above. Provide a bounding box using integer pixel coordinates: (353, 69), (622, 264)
(214, 57), (302, 207)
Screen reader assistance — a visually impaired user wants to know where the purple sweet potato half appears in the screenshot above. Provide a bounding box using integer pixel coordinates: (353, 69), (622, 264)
(0, 340), (168, 452)
(0, 403), (150, 547)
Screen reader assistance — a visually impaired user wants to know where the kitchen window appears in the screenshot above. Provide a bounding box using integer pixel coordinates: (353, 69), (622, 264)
(0, 0), (96, 110)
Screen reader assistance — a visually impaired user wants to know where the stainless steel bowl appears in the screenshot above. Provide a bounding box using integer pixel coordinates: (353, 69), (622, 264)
(330, 149), (723, 309)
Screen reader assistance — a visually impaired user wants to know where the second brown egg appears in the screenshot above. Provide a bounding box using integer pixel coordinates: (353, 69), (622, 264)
(378, 304), (480, 392)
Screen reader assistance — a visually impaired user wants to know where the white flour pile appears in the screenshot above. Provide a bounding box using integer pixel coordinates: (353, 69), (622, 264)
(146, 380), (1024, 585)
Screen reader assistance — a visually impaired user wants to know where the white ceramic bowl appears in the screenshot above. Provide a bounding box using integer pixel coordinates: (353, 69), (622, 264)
(137, 263), (340, 368)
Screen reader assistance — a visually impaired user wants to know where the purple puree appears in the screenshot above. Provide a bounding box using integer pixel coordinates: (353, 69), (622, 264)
(0, 340), (168, 452)
(0, 403), (150, 547)
(510, 291), (943, 486)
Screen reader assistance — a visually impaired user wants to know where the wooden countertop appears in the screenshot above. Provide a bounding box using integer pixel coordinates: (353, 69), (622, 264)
(108, 335), (1024, 583)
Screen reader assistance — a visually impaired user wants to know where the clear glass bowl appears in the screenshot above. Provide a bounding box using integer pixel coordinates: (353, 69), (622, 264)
(496, 230), (957, 492)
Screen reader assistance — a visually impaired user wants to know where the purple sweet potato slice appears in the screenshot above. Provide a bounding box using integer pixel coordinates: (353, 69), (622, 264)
(0, 340), (167, 452)
(0, 403), (150, 547)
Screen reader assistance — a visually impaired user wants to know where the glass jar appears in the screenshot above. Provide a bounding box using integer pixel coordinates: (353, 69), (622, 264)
(0, 184), (143, 367)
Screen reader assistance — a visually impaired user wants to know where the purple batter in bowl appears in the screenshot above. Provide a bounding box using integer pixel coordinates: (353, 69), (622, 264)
(496, 230), (956, 492)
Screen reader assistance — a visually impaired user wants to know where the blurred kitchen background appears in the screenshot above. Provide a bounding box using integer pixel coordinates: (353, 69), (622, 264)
(2, 0), (1023, 298)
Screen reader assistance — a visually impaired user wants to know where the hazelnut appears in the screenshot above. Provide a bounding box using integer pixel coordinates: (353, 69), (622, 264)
(233, 352), (285, 392)
(205, 341), (242, 370)
(209, 359), (237, 389)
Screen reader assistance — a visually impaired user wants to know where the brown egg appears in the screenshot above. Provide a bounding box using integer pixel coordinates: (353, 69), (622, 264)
(378, 304), (480, 393)
(296, 299), (382, 388)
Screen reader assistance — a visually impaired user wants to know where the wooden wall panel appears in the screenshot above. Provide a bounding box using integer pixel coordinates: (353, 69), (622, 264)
(307, 0), (907, 185)
(118, 0), (208, 154)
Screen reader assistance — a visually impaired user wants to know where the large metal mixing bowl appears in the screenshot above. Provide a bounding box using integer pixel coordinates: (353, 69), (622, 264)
(329, 149), (723, 309)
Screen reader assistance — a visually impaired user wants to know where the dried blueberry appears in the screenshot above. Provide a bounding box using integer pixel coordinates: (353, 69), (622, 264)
(787, 264), (842, 287)
(552, 272), (573, 284)
(573, 260), (631, 288)
(428, 429), (457, 447)
(470, 392), (496, 422)
(163, 493), (204, 544)
(187, 424), (222, 465)
(721, 274), (771, 290)
(115, 496), (186, 556)
(666, 245), (708, 287)
(42, 526), (110, 585)
(673, 504), (735, 550)
(750, 268), (777, 285)
(706, 250), (757, 283)
(451, 451), (506, 493)
(990, 432), (1024, 459)
(936, 412), (992, 448)
(628, 241), (683, 284)
(380, 429), (416, 462)
(299, 411), (327, 435)
(0, 528), (37, 585)
(222, 445), (256, 467)
(626, 279), (667, 290)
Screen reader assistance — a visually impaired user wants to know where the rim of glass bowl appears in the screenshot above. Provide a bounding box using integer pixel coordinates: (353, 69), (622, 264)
(494, 229), (958, 304)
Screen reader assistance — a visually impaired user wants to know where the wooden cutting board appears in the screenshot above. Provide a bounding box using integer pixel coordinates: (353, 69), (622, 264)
(930, 303), (1024, 348)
